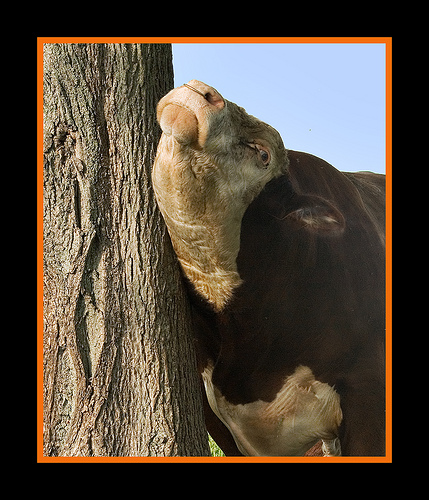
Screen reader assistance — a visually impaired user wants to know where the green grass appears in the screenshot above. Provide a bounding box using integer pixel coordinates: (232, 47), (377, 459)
(208, 434), (225, 457)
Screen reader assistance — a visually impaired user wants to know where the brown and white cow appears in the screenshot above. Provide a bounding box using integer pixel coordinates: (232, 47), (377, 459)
(152, 80), (385, 456)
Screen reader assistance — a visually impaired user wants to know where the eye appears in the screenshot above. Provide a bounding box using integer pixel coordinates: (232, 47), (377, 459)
(258, 147), (270, 165)
(251, 143), (270, 166)
(241, 140), (271, 166)
(240, 140), (271, 166)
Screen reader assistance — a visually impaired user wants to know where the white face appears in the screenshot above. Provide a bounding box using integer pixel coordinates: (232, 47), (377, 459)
(152, 80), (289, 309)
(153, 80), (288, 231)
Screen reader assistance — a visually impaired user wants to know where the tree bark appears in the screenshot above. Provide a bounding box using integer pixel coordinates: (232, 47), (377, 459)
(43, 43), (210, 457)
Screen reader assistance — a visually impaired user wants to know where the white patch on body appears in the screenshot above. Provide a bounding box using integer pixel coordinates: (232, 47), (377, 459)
(202, 364), (342, 456)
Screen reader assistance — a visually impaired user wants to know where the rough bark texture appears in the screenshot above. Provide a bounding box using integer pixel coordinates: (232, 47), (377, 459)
(43, 43), (210, 457)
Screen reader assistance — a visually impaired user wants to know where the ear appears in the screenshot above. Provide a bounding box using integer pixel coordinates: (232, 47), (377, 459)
(286, 195), (345, 235)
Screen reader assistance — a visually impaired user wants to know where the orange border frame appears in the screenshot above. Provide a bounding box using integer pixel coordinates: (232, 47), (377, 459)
(37, 36), (392, 463)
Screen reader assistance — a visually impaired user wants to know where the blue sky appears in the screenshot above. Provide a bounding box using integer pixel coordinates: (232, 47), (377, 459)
(172, 43), (386, 174)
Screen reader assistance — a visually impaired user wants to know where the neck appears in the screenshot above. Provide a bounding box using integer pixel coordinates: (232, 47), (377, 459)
(178, 259), (242, 311)
(164, 212), (244, 311)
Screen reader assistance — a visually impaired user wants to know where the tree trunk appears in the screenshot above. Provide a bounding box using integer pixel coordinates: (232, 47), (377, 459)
(43, 43), (210, 457)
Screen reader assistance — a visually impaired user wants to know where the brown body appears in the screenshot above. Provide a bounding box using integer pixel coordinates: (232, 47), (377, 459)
(153, 81), (385, 456)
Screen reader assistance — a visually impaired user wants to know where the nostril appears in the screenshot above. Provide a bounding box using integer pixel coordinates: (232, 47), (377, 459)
(183, 82), (225, 109)
(204, 91), (225, 109)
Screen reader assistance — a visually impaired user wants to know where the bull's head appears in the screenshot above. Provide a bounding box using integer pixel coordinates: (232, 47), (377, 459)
(152, 80), (288, 310)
